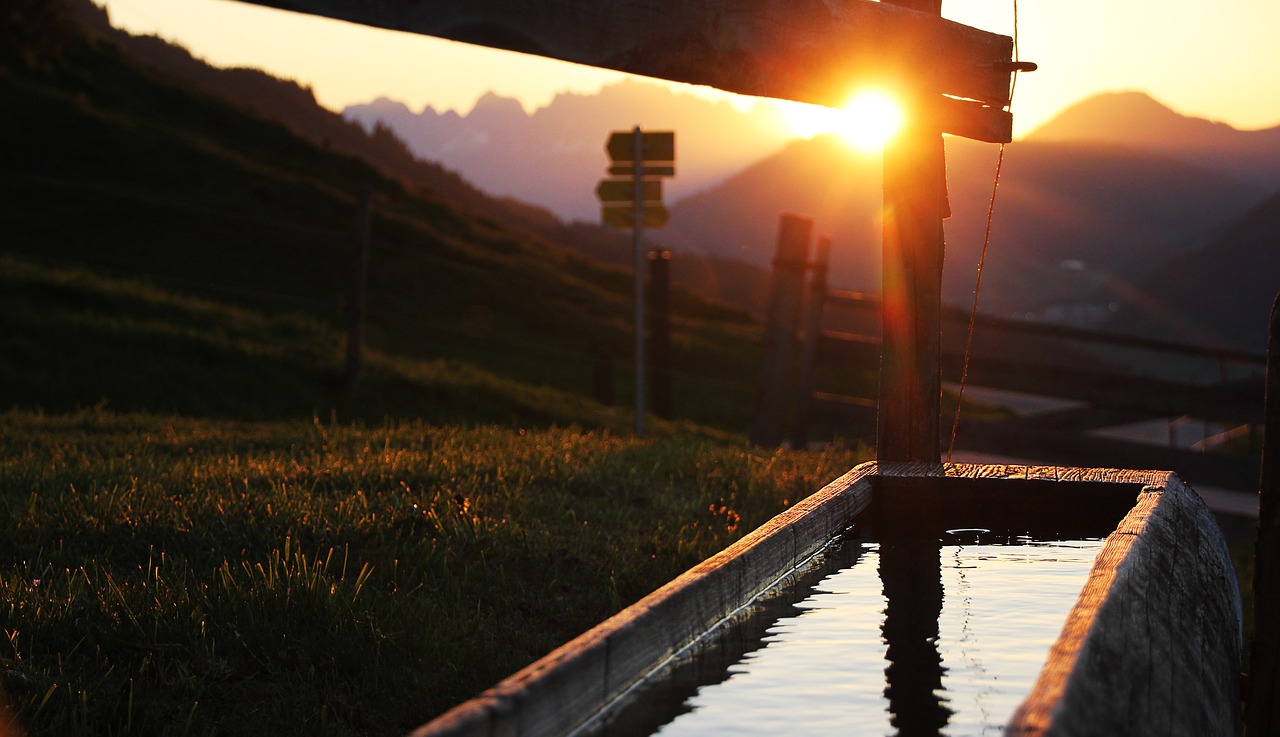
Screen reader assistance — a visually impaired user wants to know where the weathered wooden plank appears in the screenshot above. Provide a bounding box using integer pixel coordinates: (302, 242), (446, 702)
(946, 354), (1261, 425)
(1024, 465), (1066, 481)
(817, 330), (1262, 424)
(823, 290), (1267, 365)
(1008, 476), (1242, 736)
(927, 95), (1012, 144)
(232, 0), (1014, 109)
(998, 406), (1156, 434)
(881, 461), (1172, 489)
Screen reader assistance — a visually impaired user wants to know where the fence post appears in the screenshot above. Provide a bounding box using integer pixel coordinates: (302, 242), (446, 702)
(791, 236), (831, 450)
(648, 249), (672, 419)
(343, 185), (372, 401)
(749, 214), (812, 448)
(1247, 293), (1280, 735)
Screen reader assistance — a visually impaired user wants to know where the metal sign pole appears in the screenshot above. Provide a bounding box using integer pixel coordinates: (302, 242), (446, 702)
(632, 125), (646, 438)
(599, 128), (674, 438)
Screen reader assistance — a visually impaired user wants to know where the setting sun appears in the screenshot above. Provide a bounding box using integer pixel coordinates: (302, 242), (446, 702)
(778, 90), (905, 151)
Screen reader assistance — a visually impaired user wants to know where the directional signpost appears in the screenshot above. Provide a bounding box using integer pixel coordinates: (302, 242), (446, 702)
(599, 127), (675, 437)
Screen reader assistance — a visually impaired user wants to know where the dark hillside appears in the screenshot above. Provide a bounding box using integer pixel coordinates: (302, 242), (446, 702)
(0, 10), (762, 429)
(60, 0), (571, 240)
(1115, 189), (1280, 350)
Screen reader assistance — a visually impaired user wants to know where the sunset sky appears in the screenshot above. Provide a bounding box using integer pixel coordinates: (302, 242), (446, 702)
(98, 0), (1280, 140)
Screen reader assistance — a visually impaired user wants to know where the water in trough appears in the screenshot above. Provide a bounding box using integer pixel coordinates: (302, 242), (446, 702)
(581, 527), (1106, 737)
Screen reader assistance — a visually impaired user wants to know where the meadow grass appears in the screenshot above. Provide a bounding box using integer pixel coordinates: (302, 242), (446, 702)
(0, 409), (868, 736)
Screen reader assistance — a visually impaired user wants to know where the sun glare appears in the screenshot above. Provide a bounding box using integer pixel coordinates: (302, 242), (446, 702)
(779, 90), (905, 151)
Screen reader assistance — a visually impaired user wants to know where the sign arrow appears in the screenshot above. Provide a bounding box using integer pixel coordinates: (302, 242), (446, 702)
(596, 179), (663, 203)
(601, 204), (669, 228)
(607, 131), (675, 163)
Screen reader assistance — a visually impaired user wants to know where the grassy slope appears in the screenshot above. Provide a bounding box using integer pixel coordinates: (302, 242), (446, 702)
(0, 410), (865, 736)
(0, 27), (761, 431)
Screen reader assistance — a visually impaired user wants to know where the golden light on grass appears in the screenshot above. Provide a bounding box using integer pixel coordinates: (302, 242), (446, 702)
(778, 89), (905, 151)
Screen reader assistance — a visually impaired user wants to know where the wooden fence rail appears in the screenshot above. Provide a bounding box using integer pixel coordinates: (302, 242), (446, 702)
(751, 215), (1267, 490)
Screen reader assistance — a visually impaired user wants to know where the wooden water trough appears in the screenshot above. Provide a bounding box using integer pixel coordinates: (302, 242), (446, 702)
(409, 462), (1241, 737)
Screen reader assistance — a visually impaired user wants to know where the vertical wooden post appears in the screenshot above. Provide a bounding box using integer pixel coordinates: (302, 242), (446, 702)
(648, 249), (673, 420)
(343, 184), (372, 401)
(749, 214), (812, 448)
(1247, 293), (1280, 735)
(791, 236), (831, 450)
(877, 0), (946, 464)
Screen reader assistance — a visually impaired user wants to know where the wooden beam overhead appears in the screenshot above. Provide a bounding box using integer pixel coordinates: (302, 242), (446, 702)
(228, 0), (1015, 109)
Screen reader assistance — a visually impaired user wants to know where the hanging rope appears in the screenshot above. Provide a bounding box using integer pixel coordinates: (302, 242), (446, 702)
(946, 0), (1020, 463)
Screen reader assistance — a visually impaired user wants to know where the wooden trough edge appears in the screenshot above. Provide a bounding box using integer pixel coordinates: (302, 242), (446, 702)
(409, 462), (1242, 737)
(1006, 471), (1243, 737)
(408, 461), (879, 737)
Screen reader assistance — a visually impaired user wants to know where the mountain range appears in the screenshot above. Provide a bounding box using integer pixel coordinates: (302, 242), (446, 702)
(350, 84), (1280, 337)
(660, 131), (1269, 318)
(344, 82), (796, 222)
(664, 94), (1280, 333)
(1025, 91), (1280, 191)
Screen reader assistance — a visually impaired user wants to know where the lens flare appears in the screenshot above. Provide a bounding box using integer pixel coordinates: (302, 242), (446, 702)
(777, 90), (905, 151)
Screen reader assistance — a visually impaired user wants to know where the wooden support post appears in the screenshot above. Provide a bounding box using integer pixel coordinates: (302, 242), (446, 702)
(343, 185), (372, 401)
(648, 249), (672, 420)
(791, 236), (832, 450)
(1247, 293), (1280, 735)
(877, 0), (946, 464)
(749, 214), (813, 448)
(877, 113), (947, 462)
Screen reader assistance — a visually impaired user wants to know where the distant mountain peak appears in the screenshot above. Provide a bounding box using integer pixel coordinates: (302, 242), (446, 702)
(468, 91), (527, 118)
(360, 96), (414, 114)
(1025, 90), (1238, 145)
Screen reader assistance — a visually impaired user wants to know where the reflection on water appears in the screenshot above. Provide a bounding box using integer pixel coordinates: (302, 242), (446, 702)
(880, 534), (951, 736)
(588, 531), (1104, 737)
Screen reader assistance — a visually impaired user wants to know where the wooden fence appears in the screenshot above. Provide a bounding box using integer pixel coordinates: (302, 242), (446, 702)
(751, 215), (1267, 491)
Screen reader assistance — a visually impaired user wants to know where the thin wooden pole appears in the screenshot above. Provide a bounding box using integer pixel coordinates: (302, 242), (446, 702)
(1246, 293), (1280, 735)
(343, 184), (372, 401)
